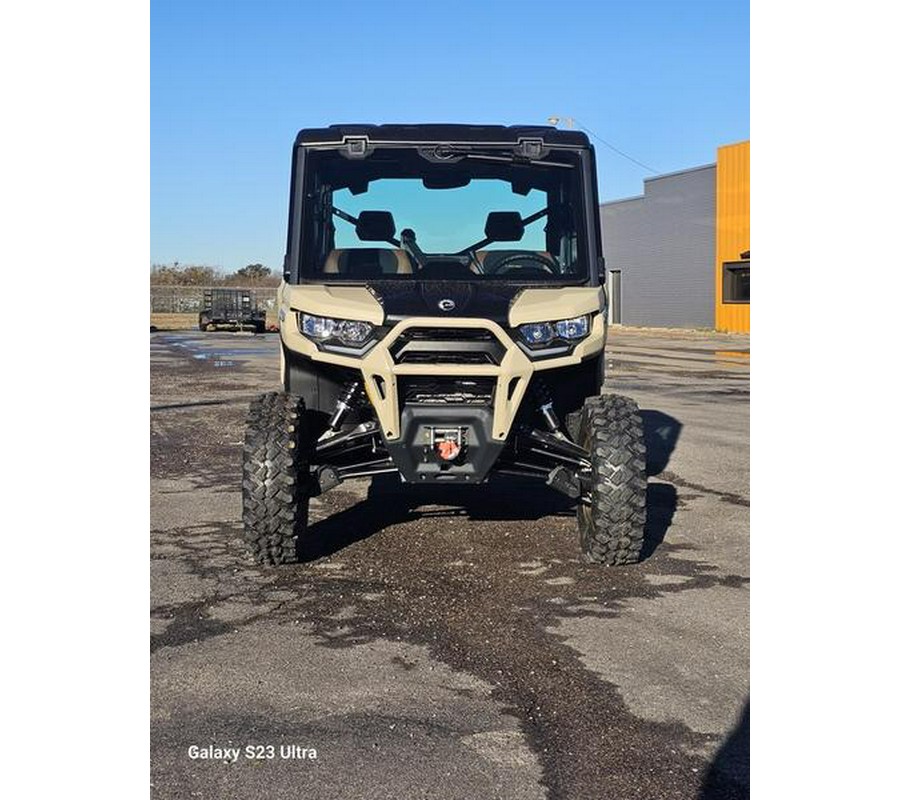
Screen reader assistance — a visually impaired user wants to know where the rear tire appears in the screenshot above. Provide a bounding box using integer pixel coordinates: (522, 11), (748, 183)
(242, 392), (313, 565)
(576, 394), (647, 565)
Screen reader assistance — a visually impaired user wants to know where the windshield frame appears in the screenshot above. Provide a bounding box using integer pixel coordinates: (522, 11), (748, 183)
(285, 140), (604, 288)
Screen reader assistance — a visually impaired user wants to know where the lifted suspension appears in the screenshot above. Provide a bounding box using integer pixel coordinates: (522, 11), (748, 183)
(323, 380), (361, 436)
(531, 378), (564, 438)
(492, 380), (593, 503)
(313, 380), (397, 495)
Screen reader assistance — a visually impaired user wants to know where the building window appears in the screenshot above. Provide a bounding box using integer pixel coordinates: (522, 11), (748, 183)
(722, 261), (750, 304)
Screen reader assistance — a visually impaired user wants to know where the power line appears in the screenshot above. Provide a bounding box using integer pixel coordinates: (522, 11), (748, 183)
(548, 116), (660, 175)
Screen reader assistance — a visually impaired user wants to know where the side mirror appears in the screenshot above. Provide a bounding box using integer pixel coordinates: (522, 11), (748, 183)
(484, 211), (524, 242)
(282, 254), (291, 281)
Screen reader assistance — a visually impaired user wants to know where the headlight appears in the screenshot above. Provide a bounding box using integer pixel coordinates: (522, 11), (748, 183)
(520, 322), (555, 345)
(555, 316), (590, 339)
(301, 314), (336, 339)
(519, 314), (590, 346)
(299, 313), (374, 347)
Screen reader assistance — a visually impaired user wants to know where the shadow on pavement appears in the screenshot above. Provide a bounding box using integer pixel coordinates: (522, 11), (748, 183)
(300, 474), (578, 561)
(642, 410), (683, 476)
(302, 469), (679, 565)
(698, 697), (750, 800)
(639, 408), (681, 560)
(640, 482), (677, 562)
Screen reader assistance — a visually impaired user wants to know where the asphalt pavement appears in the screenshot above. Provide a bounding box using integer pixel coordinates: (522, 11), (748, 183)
(150, 325), (749, 800)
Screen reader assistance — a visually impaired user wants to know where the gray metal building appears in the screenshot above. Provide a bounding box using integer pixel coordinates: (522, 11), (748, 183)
(600, 164), (716, 328)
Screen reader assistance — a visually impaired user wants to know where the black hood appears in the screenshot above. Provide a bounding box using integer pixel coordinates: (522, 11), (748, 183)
(368, 281), (523, 325)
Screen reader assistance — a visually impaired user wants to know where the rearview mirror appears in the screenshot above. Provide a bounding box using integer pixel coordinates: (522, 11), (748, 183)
(422, 173), (471, 190)
(484, 211), (525, 242)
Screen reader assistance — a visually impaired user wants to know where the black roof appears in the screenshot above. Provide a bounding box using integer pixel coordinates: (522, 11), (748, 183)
(296, 124), (590, 147)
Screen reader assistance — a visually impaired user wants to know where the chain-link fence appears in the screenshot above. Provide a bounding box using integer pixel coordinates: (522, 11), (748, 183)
(150, 285), (279, 313)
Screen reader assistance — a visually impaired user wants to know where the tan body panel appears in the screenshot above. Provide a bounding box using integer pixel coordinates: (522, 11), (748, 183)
(508, 286), (605, 326)
(281, 283), (384, 325)
(278, 281), (606, 441)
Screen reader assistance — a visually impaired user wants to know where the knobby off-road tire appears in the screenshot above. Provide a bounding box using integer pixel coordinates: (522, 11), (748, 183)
(242, 392), (312, 565)
(576, 394), (647, 565)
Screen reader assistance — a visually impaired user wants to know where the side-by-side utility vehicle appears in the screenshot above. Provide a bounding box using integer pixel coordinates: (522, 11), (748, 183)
(242, 124), (646, 565)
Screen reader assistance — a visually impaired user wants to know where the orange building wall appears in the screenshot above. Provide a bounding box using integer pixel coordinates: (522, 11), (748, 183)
(715, 141), (750, 332)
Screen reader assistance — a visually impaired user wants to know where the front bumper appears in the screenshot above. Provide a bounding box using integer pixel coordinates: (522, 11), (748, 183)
(280, 290), (607, 445)
(382, 405), (506, 483)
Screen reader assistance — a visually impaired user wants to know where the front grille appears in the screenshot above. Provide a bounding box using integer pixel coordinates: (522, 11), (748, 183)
(398, 351), (493, 365)
(398, 328), (496, 341)
(400, 377), (494, 406)
(390, 327), (505, 366)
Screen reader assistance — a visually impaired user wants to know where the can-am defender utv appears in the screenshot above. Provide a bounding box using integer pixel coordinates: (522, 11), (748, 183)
(242, 124), (646, 566)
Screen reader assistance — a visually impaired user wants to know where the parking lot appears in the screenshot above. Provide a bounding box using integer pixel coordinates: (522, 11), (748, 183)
(150, 325), (749, 800)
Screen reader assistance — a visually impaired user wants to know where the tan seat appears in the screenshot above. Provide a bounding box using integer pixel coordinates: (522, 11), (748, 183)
(323, 248), (413, 276)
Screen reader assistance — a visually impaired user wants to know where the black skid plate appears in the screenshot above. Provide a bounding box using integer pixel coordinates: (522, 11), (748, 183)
(382, 406), (506, 484)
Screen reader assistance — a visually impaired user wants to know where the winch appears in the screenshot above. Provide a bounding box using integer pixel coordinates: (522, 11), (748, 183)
(427, 426), (465, 462)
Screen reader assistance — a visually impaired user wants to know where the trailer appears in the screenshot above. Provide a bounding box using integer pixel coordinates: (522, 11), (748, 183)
(199, 289), (267, 333)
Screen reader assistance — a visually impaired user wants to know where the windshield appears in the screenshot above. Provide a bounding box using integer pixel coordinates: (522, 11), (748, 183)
(297, 146), (590, 283)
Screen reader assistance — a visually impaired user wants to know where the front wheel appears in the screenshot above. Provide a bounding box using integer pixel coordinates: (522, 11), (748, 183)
(241, 392), (313, 565)
(576, 394), (647, 565)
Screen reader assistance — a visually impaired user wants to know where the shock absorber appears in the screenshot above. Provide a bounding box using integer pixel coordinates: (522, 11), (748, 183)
(532, 378), (563, 436)
(326, 380), (361, 433)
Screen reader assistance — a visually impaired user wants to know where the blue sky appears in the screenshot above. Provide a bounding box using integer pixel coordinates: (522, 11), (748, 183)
(151, 0), (748, 272)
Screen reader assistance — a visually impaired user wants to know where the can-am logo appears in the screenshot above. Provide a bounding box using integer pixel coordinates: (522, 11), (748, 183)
(438, 299), (456, 312)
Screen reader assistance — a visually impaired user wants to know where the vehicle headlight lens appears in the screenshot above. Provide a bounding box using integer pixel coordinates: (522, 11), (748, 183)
(337, 319), (374, 344)
(301, 313), (336, 340)
(519, 315), (590, 346)
(555, 316), (590, 339)
(299, 313), (374, 347)
(519, 322), (555, 345)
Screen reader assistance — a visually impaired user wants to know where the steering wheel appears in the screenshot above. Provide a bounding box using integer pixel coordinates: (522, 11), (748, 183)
(490, 252), (560, 275)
